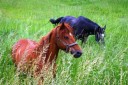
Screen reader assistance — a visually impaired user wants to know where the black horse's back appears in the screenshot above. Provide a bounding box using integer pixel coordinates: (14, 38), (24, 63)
(77, 16), (100, 31)
(78, 16), (98, 25)
(60, 16), (77, 27)
(50, 16), (77, 26)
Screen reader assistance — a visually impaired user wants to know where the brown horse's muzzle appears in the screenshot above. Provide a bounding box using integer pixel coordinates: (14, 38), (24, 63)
(70, 50), (82, 58)
(64, 42), (82, 58)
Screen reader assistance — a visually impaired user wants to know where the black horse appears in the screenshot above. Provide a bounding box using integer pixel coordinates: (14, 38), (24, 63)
(50, 16), (106, 44)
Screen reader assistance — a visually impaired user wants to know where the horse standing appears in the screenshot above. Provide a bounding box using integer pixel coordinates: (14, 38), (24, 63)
(11, 23), (82, 84)
(50, 16), (106, 44)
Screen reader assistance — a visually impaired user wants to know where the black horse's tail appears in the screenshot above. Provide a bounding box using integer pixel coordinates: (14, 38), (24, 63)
(49, 17), (64, 25)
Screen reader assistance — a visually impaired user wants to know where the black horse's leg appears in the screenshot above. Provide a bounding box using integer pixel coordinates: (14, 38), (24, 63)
(81, 36), (88, 45)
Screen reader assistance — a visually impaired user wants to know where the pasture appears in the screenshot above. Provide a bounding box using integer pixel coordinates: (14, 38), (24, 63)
(0, 0), (128, 85)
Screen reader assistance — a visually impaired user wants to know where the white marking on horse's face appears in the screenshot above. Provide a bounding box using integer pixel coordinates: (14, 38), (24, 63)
(101, 34), (104, 38)
(69, 33), (73, 36)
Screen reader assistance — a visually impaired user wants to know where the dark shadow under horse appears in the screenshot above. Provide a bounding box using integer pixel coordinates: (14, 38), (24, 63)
(50, 16), (106, 44)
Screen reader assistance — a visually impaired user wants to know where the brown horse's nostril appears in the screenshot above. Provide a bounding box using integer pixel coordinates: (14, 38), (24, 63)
(73, 51), (82, 58)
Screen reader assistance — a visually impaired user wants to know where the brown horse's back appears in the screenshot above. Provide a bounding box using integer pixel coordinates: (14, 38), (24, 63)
(12, 39), (38, 66)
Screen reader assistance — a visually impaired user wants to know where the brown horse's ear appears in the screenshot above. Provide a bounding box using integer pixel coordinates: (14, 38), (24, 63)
(57, 23), (65, 35)
(59, 23), (65, 30)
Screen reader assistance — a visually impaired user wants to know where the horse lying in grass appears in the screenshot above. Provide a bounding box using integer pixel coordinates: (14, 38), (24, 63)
(11, 23), (82, 84)
(50, 16), (106, 44)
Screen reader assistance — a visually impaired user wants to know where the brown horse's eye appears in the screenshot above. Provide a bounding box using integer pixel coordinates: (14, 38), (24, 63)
(64, 36), (69, 39)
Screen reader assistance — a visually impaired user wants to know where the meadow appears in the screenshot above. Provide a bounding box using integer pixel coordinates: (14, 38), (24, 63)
(0, 0), (128, 85)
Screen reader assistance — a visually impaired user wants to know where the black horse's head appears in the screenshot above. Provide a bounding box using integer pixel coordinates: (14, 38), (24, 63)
(95, 25), (106, 44)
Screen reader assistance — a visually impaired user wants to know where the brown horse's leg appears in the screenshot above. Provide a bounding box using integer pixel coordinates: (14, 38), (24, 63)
(33, 66), (44, 85)
(33, 71), (44, 85)
(53, 63), (57, 78)
(38, 76), (44, 85)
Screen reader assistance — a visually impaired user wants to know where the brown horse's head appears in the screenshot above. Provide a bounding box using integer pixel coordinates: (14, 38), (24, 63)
(56, 23), (82, 58)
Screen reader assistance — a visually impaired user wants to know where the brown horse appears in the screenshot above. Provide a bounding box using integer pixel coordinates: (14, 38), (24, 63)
(11, 23), (82, 83)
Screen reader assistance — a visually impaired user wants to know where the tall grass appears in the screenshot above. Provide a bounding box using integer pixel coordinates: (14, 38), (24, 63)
(0, 0), (128, 85)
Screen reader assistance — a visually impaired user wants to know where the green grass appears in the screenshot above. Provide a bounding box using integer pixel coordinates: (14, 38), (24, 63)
(0, 0), (128, 85)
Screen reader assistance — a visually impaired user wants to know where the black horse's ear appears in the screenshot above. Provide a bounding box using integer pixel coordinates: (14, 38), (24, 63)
(103, 25), (106, 30)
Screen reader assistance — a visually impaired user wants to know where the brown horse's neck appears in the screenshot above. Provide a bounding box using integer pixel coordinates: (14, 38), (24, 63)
(36, 28), (59, 63)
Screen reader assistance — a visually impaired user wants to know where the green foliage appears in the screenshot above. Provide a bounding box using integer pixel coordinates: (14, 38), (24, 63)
(0, 0), (128, 84)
